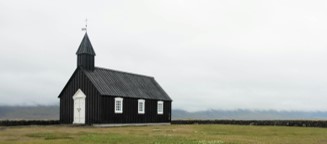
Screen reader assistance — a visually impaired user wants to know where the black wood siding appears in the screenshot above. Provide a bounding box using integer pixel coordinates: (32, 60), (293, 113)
(101, 96), (172, 123)
(59, 68), (101, 124)
(77, 54), (94, 70)
(59, 68), (172, 124)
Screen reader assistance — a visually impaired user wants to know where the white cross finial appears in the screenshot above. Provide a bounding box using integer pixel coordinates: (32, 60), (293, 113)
(82, 18), (88, 32)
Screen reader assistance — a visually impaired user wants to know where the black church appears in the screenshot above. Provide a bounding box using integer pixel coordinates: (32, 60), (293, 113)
(58, 33), (172, 125)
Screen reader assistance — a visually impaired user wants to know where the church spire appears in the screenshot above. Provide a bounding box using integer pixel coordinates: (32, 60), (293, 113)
(76, 33), (96, 56)
(76, 32), (96, 70)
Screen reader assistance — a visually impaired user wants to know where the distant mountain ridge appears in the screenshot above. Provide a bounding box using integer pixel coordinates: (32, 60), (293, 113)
(173, 109), (327, 120)
(1, 105), (327, 120)
(0, 106), (59, 120)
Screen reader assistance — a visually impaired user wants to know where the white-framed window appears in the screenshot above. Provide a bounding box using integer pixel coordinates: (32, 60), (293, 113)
(138, 99), (145, 114)
(115, 97), (123, 114)
(157, 101), (164, 115)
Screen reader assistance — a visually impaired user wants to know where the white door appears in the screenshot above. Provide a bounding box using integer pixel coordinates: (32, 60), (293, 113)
(73, 89), (86, 124)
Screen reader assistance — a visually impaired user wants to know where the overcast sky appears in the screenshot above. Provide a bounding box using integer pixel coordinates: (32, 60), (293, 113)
(1, 0), (327, 112)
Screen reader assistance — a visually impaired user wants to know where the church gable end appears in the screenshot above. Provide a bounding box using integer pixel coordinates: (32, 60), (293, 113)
(59, 68), (102, 124)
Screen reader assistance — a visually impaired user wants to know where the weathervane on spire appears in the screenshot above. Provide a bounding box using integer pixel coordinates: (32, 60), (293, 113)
(82, 19), (88, 32)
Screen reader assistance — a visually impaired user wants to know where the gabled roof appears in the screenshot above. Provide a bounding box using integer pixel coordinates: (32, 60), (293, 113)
(82, 67), (172, 101)
(76, 33), (96, 55)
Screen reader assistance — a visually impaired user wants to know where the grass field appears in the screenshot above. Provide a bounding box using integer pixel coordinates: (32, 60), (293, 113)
(1, 124), (327, 144)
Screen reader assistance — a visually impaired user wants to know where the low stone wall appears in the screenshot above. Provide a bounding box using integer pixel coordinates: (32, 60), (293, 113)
(1, 120), (327, 128)
(172, 120), (327, 128)
(0, 120), (59, 126)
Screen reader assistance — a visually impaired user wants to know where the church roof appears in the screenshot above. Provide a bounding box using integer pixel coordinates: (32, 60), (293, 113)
(82, 67), (172, 101)
(76, 33), (96, 55)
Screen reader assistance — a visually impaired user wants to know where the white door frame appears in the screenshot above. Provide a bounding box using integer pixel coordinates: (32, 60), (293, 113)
(73, 89), (86, 124)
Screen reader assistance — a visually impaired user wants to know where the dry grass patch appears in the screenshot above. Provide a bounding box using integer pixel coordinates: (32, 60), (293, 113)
(0, 124), (327, 144)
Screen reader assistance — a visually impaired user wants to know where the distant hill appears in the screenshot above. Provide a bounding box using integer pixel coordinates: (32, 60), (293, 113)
(172, 109), (327, 120)
(1, 105), (327, 120)
(0, 106), (59, 120)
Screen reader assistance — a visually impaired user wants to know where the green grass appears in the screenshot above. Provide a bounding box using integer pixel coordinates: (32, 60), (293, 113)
(0, 124), (327, 144)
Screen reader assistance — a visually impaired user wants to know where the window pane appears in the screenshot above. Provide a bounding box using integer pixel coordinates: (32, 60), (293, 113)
(116, 101), (121, 111)
(139, 102), (143, 111)
(138, 100), (145, 114)
(115, 98), (123, 113)
(158, 101), (164, 114)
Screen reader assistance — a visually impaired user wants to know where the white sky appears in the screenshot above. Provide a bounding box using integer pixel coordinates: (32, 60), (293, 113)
(1, 0), (327, 112)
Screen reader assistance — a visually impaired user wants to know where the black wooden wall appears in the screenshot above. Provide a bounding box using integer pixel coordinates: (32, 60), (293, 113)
(59, 68), (102, 124)
(59, 67), (172, 124)
(101, 97), (171, 123)
(77, 54), (94, 70)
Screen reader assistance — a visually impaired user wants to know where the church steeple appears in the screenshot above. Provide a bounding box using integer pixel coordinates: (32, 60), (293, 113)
(76, 32), (96, 70)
